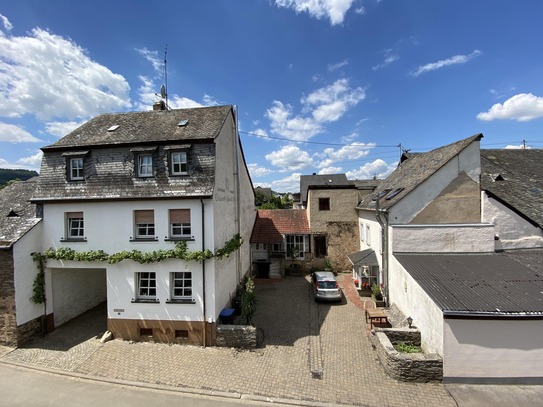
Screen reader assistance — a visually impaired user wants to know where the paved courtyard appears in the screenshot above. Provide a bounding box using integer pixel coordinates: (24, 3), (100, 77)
(1, 274), (456, 406)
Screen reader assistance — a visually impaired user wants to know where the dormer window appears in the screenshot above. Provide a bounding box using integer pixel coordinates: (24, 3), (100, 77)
(138, 154), (154, 177)
(70, 157), (84, 180)
(170, 151), (188, 175)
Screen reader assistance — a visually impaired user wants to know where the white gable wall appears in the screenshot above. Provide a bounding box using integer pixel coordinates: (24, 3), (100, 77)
(482, 192), (543, 250)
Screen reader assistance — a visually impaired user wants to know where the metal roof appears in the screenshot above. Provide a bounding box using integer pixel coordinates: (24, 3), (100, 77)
(395, 252), (543, 316)
(347, 248), (379, 266)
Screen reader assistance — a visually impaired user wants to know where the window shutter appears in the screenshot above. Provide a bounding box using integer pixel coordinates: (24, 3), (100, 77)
(170, 209), (190, 223)
(135, 210), (154, 223)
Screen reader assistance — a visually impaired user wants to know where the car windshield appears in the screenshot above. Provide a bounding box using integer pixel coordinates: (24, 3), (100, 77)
(318, 281), (337, 289)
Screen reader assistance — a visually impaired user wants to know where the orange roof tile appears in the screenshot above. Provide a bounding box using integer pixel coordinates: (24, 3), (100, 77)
(250, 209), (310, 244)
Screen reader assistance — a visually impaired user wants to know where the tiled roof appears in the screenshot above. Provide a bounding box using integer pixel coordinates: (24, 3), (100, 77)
(395, 252), (543, 315)
(358, 134), (483, 210)
(43, 105), (232, 149)
(347, 248), (379, 266)
(481, 149), (543, 228)
(0, 178), (41, 248)
(250, 209), (310, 244)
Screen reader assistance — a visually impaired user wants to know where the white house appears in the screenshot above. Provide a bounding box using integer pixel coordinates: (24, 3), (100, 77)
(354, 134), (543, 383)
(29, 103), (256, 346)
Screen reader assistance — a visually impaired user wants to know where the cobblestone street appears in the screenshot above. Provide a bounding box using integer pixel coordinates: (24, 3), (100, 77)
(1, 275), (456, 406)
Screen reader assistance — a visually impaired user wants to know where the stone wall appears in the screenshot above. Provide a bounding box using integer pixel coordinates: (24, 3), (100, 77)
(371, 328), (443, 382)
(216, 325), (257, 349)
(0, 249), (17, 347)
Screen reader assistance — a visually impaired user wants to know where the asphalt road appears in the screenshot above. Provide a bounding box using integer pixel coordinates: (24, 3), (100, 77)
(0, 364), (289, 407)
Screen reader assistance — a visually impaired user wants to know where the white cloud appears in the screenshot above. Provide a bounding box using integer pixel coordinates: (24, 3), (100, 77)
(44, 121), (83, 138)
(0, 14), (13, 34)
(17, 151), (43, 167)
(266, 101), (322, 141)
(135, 48), (163, 74)
(373, 49), (399, 71)
(505, 144), (532, 150)
(270, 172), (302, 193)
(0, 27), (131, 120)
(328, 59), (348, 72)
(302, 78), (365, 122)
(477, 93), (543, 122)
(136, 75), (203, 110)
(411, 50), (482, 77)
(354, 7), (366, 15)
(320, 142), (375, 162)
(346, 159), (396, 179)
(319, 166), (343, 174)
(0, 122), (41, 142)
(265, 145), (314, 171)
(247, 163), (272, 178)
(275, 0), (356, 26)
(202, 94), (220, 106)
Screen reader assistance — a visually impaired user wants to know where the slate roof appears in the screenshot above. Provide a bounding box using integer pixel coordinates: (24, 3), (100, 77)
(0, 178), (41, 248)
(347, 248), (379, 266)
(43, 105), (233, 150)
(357, 134), (483, 211)
(395, 252), (543, 316)
(299, 174), (353, 206)
(481, 149), (543, 228)
(32, 106), (235, 202)
(250, 209), (311, 244)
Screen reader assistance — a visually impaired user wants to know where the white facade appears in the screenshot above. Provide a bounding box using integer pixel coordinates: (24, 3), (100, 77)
(482, 192), (543, 250)
(443, 318), (543, 383)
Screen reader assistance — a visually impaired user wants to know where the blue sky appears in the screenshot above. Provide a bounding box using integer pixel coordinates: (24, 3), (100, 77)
(1, 1), (542, 192)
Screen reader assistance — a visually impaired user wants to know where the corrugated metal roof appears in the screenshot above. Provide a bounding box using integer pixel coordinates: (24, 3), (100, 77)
(395, 252), (543, 315)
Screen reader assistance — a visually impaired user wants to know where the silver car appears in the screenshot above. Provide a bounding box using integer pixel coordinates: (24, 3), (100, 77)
(311, 271), (342, 302)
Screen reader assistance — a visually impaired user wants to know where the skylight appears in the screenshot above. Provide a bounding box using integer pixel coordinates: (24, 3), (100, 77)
(372, 189), (391, 201)
(107, 125), (120, 132)
(385, 188), (404, 200)
(177, 119), (189, 127)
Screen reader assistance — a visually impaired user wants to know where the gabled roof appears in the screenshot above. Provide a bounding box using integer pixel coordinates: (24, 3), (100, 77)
(347, 248), (379, 267)
(299, 174), (353, 205)
(42, 105), (233, 150)
(357, 134), (483, 211)
(0, 178), (41, 248)
(250, 209), (310, 244)
(395, 252), (543, 317)
(481, 149), (543, 228)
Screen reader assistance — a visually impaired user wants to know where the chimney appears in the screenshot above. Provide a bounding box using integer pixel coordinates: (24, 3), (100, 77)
(153, 101), (167, 111)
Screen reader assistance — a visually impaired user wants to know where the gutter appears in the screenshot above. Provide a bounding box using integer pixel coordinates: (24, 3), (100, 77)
(233, 106), (242, 284)
(443, 310), (543, 320)
(375, 198), (389, 305)
(201, 198), (207, 348)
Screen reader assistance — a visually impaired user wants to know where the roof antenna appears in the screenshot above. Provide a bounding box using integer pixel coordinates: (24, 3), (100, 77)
(155, 45), (169, 110)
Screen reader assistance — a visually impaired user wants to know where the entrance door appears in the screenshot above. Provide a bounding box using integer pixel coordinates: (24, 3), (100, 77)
(314, 235), (327, 258)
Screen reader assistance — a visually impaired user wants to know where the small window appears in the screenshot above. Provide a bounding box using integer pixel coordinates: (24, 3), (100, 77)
(139, 327), (153, 337)
(366, 225), (371, 246)
(372, 189), (391, 201)
(138, 154), (154, 177)
(175, 329), (189, 339)
(171, 271), (192, 300)
(134, 210), (155, 239)
(66, 212), (84, 240)
(170, 151), (188, 175)
(318, 197), (330, 211)
(169, 209), (191, 238)
(272, 242), (284, 252)
(136, 272), (157, 299)
(69, 157), (84, 181)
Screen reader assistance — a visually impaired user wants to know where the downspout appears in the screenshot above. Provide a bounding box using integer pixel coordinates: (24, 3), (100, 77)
(375, 198), (389, 306)
(233, 106), (242, 284)
(201, 198), (207, 348)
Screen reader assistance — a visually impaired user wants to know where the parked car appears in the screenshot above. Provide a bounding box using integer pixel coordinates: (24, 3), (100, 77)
(311, 271), (342, 302)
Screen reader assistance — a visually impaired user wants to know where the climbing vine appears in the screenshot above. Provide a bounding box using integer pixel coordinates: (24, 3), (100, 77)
(30, 234), (243, 304)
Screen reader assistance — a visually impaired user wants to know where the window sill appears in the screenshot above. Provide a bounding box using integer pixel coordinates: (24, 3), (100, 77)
(60, 238), (87, 242)
(129, 237), (159, 242)
(164, 237), (194, 242)
(131, 299), (160, 304)
(166, 299), (196, 304)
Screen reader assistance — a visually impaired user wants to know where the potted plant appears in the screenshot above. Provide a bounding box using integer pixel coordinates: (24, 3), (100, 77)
(371, 284), (385, 307)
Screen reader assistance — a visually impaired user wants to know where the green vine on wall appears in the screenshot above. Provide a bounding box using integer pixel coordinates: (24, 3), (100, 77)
(29, 234), (243, 305)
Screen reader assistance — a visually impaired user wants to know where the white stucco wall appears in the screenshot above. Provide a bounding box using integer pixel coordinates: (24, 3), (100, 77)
(389, 141), (481, 224)
(13, 223), (44, 326)
(482, 193), (543, 250)
(50, 267), (106, 326)
(443, 318), (543, 382)
(388, 255), (444, 354)
(391, 224), (495, 253)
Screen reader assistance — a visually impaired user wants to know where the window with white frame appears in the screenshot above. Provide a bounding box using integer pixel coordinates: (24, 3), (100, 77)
(170, 271), (192, 300)
(134, 210), (155, 239)
(170, 151), (188, 175)
(360, 222), (365, 242)
(272, 242), (284, 252)
(136, 272), (156, 300)
(366, 225), (371, 246)
(65, 212), (84, 239)
(137, 154), (153, 177)
(69, 157), (84, 181)
(169, 209), (191, 238)
(285, 234), (309, 260)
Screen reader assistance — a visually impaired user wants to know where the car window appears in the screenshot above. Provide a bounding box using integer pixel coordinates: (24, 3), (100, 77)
(318, 281), (337, 289)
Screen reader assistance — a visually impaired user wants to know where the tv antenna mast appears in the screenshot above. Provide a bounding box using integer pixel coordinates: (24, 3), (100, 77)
(156, 45), (169, 109)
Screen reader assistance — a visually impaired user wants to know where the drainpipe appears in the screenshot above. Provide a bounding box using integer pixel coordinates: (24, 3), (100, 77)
(201, 198), (207, 348)
(375, 198), (389, 306)
(233, 106), (242, 284)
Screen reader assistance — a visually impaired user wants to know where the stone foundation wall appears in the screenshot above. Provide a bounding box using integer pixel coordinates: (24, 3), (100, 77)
(16, 316), (43, 346)
(0, 249), (16, 347)
(371, 328), (443, 382)
(216, 325), (257, 349)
